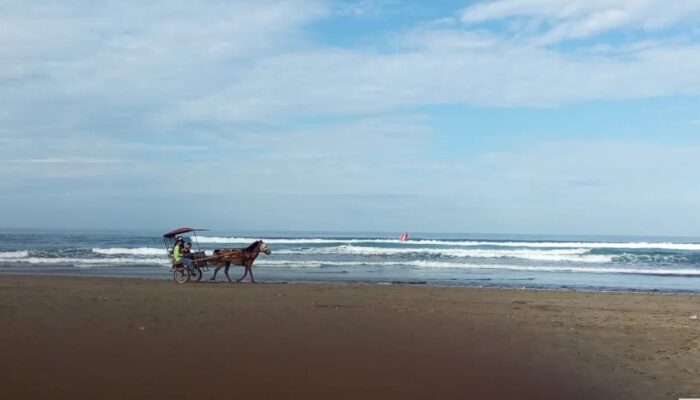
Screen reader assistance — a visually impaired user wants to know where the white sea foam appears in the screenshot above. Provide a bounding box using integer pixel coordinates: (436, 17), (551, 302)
(195, 236), (369, 244)
(2, 254), (699, 276)
(0, 257), (168, 266)
(615, 253), (693, 263)
(407, 261), (700, 276)
(256, 259), (700, 275)
(193, 236), (700, 250)
(275, 246), (612, 263)
(444, 241), (700, 251)
(0, 250), (29, 258)
(92, 247), (165, 256)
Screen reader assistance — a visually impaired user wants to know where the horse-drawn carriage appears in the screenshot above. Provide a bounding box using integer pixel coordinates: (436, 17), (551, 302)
(163, 227), (210, 283)
(163, 227), (271, 284)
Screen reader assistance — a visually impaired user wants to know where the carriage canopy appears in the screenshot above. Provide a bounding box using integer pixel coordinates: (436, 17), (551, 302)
(162, 227), (209, 239)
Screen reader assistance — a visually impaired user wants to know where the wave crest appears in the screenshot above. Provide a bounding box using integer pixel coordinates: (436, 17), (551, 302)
(92, 247), (165, 256)
(193, 236), (700, 250)
(257, 260), (700, 276)
(0, 256), (167, 266)
(275, 246), (611, 263)
(0, 250), (29, 258)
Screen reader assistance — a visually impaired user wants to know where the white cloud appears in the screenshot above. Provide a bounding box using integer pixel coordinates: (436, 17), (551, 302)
(2, 0), (700, 132)
(163, 113), (434, 197)
(395, 140), (700, 235)
(1, 1), (699, 232)
(5, 158), (129, 164)
(174, 39), (700, 121)
(460, 0), (700, 43)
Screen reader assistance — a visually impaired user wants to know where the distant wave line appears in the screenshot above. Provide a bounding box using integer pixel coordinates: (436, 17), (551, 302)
(0, 250), (29, 258)
(92, 247), (165, 256)
(2, 255), (699, 276)
(193, 236), (700, 250)
(256, 260), (700, 276)
(0, 257), (168, 266)
(10, 247), (694, 266)
(275, 246), (611, 263)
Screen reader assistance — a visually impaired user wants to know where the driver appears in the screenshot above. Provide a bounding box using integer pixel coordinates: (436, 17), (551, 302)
(173, 237), (196, 274)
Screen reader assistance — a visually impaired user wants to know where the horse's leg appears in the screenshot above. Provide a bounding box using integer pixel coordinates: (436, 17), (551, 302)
(236, 266), (248, 283)
(248, 265), (256, 283)
(210, 263), (222, 281)
(224, 263), (233, 283)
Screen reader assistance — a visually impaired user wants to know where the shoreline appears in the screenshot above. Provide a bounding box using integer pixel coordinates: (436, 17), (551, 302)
(4, 230), (700, 294)
(2, 275), (699, 399)
(2, 270), (700, 295)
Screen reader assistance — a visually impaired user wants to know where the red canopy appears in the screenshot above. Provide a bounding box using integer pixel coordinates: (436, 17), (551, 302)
(163, 227), (208, 238)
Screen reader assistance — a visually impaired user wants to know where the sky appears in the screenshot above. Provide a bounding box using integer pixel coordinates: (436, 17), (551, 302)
(1, 0), (700, 236)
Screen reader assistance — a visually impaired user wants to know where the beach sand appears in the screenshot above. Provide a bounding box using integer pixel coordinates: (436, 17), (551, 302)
(1, 275), (698, 399)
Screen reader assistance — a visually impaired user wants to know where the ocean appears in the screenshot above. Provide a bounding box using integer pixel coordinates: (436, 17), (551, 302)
(2, 229), (700, 293)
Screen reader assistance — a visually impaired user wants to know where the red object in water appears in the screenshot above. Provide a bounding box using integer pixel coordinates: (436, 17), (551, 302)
(399, 232), (409, 241)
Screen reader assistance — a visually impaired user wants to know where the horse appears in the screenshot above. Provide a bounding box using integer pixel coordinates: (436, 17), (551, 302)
(209, 240), (271, 283)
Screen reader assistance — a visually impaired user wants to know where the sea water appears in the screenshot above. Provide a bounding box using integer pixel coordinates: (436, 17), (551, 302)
(2, 229), (700, 293)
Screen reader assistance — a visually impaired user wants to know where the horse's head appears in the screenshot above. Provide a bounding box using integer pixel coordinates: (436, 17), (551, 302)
(259, 241), (271, 255)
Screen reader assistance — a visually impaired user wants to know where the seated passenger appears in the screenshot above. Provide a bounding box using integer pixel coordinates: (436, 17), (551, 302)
(183, 241), (192, 258)
(173, 237), (195, 273)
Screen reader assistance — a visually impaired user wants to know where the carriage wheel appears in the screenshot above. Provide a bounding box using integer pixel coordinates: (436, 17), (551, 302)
(192, 267), (203, 283)
(173, 268), (190, 284)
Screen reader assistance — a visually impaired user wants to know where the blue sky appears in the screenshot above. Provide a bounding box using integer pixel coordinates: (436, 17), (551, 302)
(1, 0), (700, 235)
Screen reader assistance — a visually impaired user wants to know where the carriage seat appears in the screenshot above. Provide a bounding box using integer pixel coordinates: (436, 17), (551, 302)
(170, 251), (206, 269)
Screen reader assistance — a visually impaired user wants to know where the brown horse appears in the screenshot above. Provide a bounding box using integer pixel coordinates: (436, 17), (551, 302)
(209, 240), (271, 283)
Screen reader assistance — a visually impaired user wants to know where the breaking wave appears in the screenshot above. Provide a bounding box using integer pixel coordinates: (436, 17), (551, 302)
(0, 256), (167, 266)
(0, 250), (29, 258)
(2, 231), (700, 292)
(256, 260), (700, 276)
(92, 247), (165, 256)
(275, 246), (612, 263)
(193, 236), (700, 250)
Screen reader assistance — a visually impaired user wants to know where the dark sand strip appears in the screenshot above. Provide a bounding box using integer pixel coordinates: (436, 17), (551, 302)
(1, 275), (699, 399)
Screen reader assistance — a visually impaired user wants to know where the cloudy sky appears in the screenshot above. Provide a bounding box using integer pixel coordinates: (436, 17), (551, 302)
(1, 0), (700, 235)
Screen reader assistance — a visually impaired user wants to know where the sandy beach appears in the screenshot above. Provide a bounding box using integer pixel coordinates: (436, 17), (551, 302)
(0, 275), (698, 399)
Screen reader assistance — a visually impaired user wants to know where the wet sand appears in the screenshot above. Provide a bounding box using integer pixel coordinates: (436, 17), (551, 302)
(1, 275), (699, 399)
